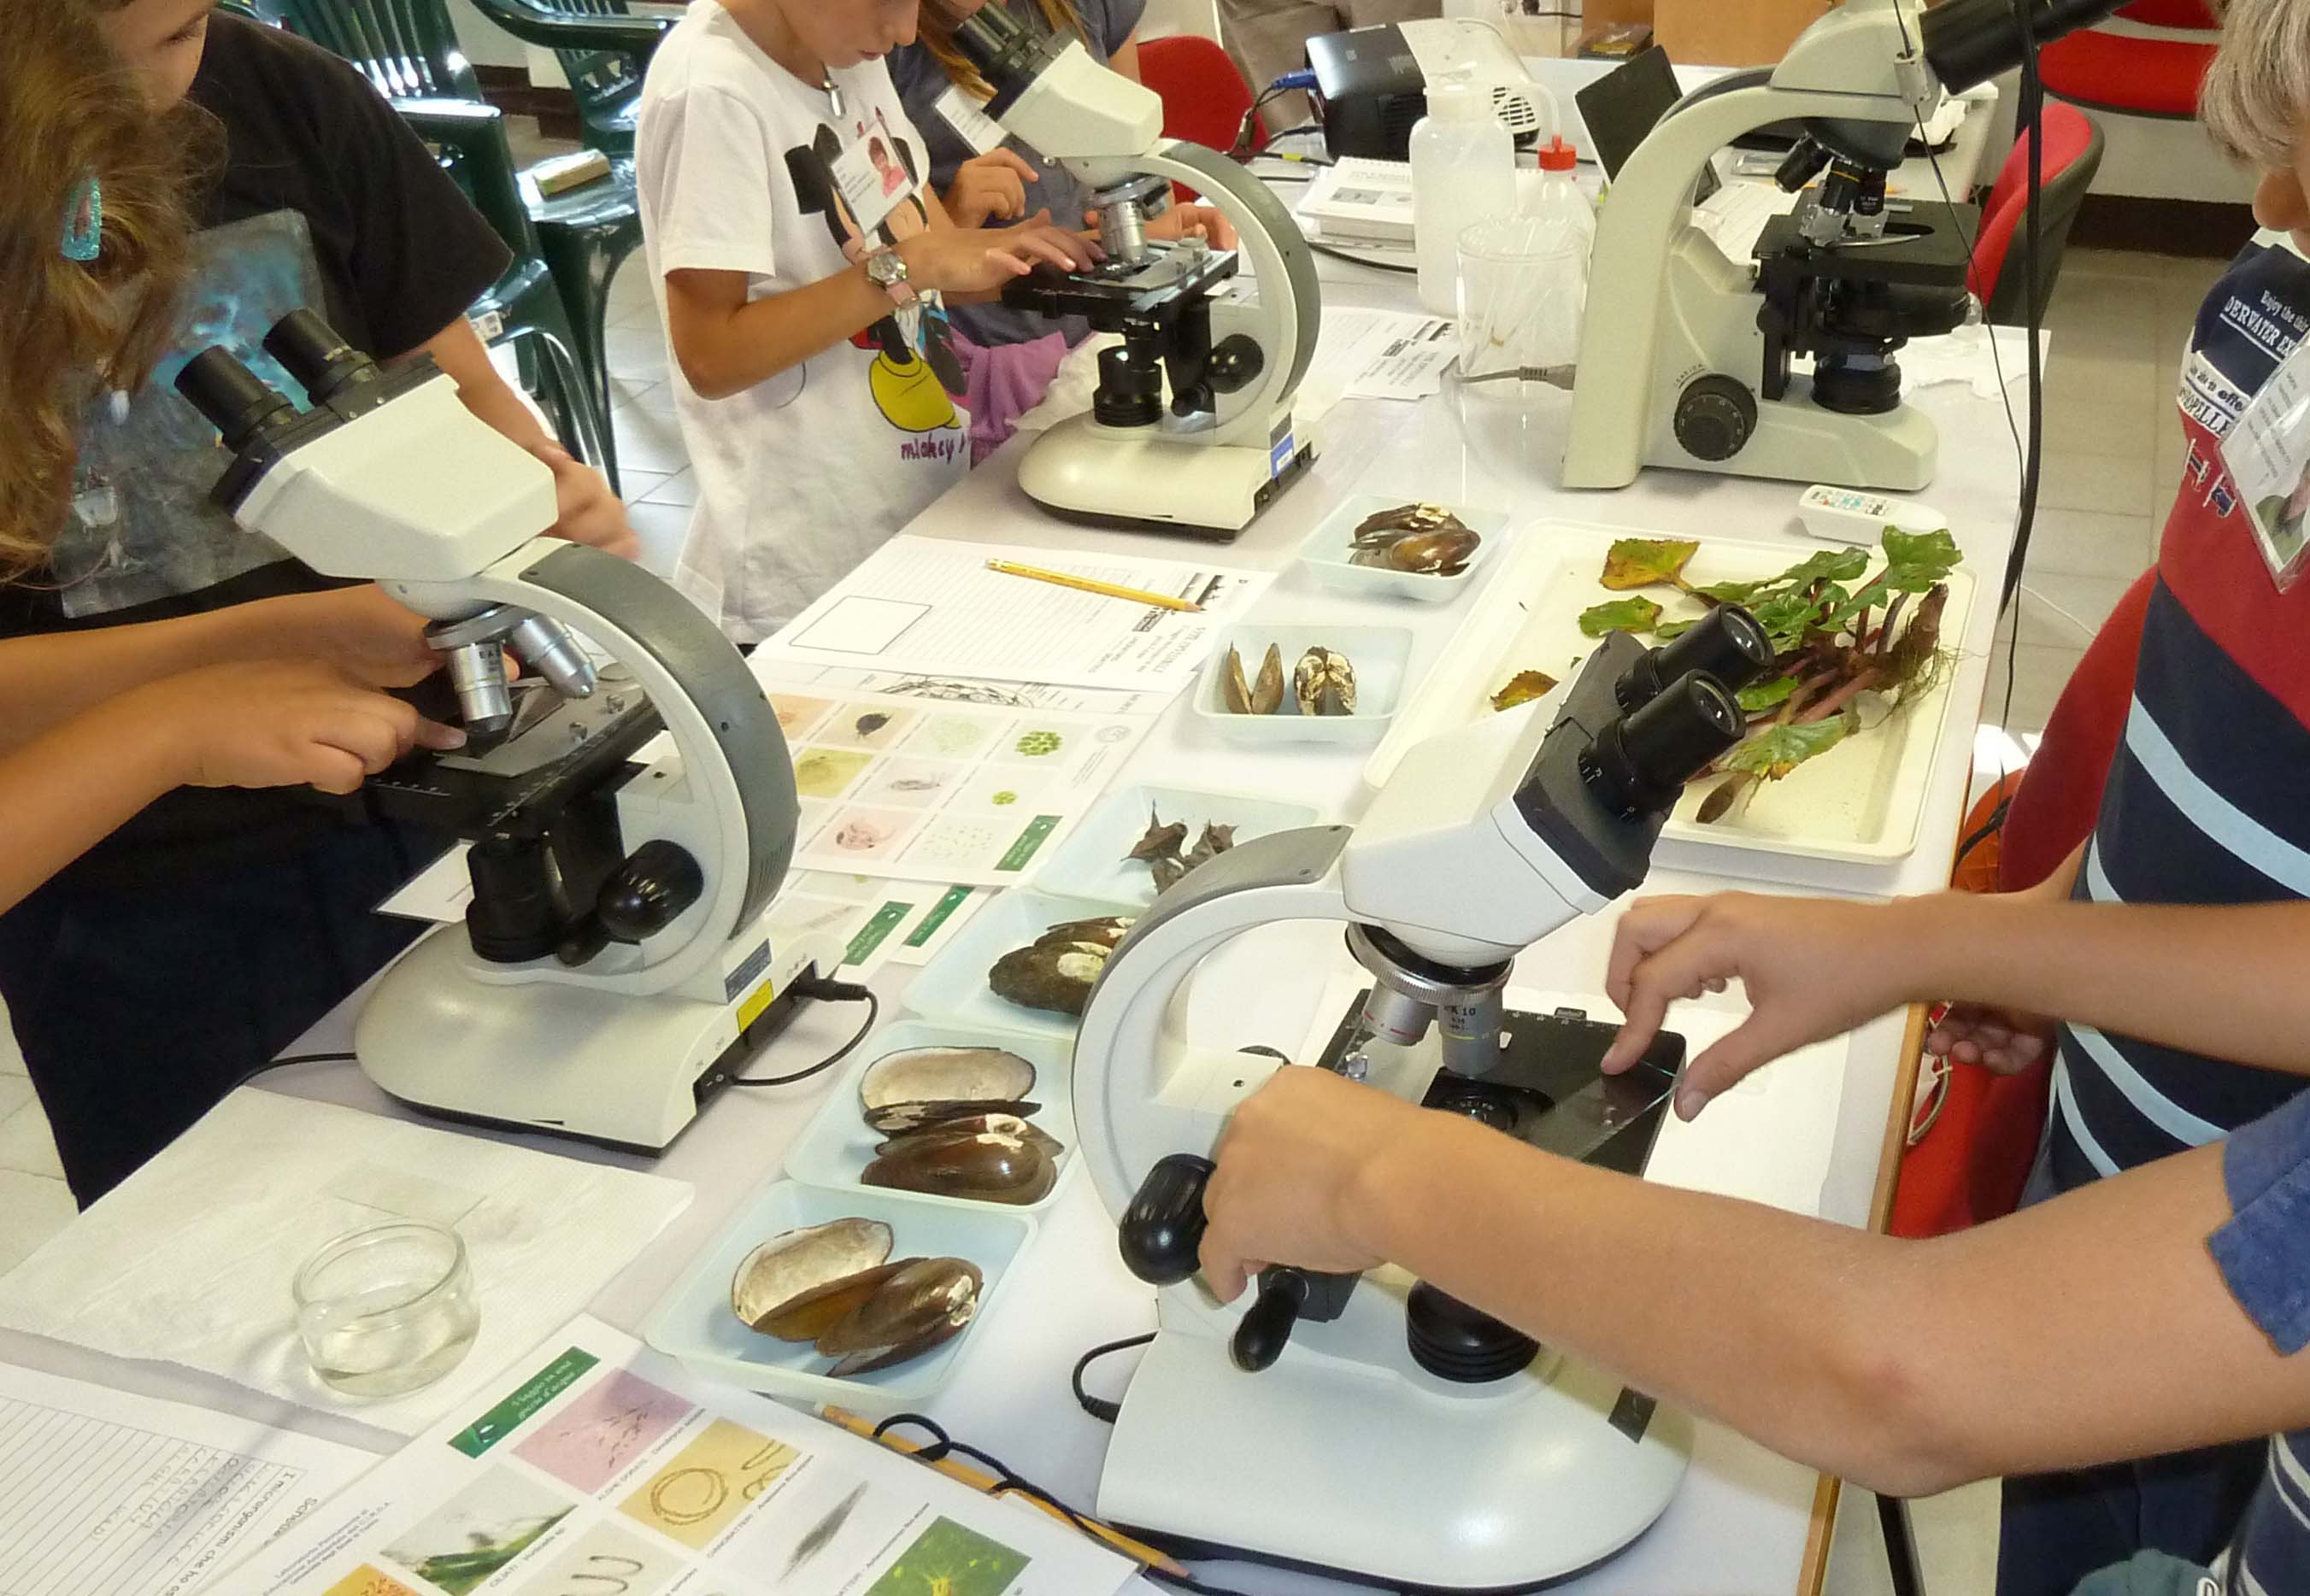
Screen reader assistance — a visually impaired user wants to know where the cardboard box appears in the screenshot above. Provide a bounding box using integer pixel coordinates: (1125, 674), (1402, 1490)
(1655, 0), (1837, 65)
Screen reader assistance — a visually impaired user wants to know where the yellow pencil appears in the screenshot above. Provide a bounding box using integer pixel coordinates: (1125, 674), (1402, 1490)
(985, 558), (1203, 613)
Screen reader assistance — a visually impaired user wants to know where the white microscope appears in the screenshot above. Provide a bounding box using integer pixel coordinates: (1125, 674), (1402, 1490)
(176, 313), (838, 1150)
(1071, 608), (1778, 1587)
(948, 7), (1323, 537)
(1562, 0), (2124, 493)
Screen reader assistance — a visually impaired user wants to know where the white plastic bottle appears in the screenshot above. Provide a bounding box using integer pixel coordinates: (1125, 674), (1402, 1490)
(1527, 135), (1596, 261)
(1411, 79), (1516, 318)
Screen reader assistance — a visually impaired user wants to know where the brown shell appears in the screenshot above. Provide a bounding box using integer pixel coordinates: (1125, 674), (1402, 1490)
(857, 1047), (1036, 1115)
(861, 1130), (1058, 1206)
(875, 1112), (1061, 1158)
(1222, 644), (1285, 715)
(1293, 648), (1356, 716)
(728, 1218), (893, 1334)
(988, 943), (1108, 1017)
(815, 1257), (984, 1373)
(863, 1098), (1043, 1135)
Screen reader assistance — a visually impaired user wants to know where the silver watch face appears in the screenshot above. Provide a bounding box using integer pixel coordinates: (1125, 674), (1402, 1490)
(867, 250), (907, 287)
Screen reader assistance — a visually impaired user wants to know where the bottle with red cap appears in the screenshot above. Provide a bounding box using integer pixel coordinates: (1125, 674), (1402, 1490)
(1528, 135), (1596, 257)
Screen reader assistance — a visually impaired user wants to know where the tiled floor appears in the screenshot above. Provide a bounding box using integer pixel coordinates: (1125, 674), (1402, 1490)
(0, 242), (2215, 1593)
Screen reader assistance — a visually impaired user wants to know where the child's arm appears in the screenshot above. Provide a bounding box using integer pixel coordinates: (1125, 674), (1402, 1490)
(0, 661), (460, 912)
(1196, 1066), (2303, 1499)
(1602, 879), (2310, 1116)
(408, 320), (639, 560)
(0, 587), (438, 757)
(663, 211), (1098, 402)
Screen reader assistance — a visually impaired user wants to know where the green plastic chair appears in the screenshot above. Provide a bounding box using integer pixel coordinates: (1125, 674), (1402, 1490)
(244, 0), (626, 490)
(460, 0), (670, 156)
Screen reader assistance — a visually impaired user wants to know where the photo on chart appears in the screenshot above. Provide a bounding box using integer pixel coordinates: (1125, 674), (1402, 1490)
(720, 1460), (923, 1596)
(861, 1516), (1032, 1596)
(617, 1419), (800, 1552)
(512, 1368), (696, 1495)
(323, 1569), (422, 1596)
(380, 1468), (573, 1595)
(511, 1519), (683, 1596)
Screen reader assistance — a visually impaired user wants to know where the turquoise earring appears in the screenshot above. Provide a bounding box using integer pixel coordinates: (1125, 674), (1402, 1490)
(62, 172), (103, 263)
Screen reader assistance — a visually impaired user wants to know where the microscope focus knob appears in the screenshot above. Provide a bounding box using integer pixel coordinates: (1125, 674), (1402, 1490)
(1231, 1268), (1311, 1374)
(1203, 335), (1265, 396)
(1120, 1153), (1214, 1285)
(1673, 376), (1757, 463)
(596, 840), (704, 942)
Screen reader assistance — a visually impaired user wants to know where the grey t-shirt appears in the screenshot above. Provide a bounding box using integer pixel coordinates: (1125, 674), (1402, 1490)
(888, 0), (1145, 347)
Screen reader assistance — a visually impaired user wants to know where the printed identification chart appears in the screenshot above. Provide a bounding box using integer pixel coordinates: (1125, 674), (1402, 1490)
(764, 680), (1154, 888)
(230, 1317), (1134, 1596)
(0, 1362), (373, 1596)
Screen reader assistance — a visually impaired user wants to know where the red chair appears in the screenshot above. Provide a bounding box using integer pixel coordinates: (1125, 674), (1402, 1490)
(1137, 34), (1266, 157)
(2037, 0), (2219, 120)
(1889, 569), (2157, 1240)
(1967, 103), (2105, 326)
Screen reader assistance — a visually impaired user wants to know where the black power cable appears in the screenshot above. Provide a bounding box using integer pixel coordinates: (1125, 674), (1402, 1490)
(722, 976), (879, 1088)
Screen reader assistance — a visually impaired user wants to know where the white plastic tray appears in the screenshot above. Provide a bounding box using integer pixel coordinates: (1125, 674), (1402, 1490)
(1364, 521), (1977, 865)
(902, 889), (1137, 1043)
(781, 1020), (1078, 1215)
(1032, 782), (1323, 909)
(640, 1178), (1035, 1420)
(1194, 624), (1413, 747)
(1296, 495), (1511, 603)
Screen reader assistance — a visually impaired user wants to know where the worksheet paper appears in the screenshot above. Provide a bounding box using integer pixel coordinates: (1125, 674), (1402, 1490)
(1302, 308), (1460, 408)
(0, 1092), (691, 1439)
(758, 678), (1155, 888)
(228, 1317), (1135, 1596)
(0, 1363), (373, 1596)
(761, 537), (1271, 692)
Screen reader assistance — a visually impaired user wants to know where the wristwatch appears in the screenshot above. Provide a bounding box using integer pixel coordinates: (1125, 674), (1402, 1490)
(864, 247), (916, 308)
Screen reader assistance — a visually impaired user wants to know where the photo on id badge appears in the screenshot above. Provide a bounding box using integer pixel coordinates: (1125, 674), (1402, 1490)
(789, 120), (967, 436)
(2225, 337), (2310, 588)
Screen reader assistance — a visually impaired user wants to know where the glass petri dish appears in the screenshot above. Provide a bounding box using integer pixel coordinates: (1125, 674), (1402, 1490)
(292, 1220), (479, 1399)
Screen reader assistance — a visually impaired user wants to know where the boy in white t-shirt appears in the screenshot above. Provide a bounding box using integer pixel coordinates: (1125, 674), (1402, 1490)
(638, 0), (1097, 643)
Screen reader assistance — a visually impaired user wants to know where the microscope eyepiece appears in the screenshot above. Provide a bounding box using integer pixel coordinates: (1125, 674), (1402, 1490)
(263, 308), (383, 406)
(174, 348), (297, 451)
(1613, 604), (1773, 713)
(953, 3), (1064, 107)
(1583, 672), (1745, 817)
(1920, 0), (2128, 95)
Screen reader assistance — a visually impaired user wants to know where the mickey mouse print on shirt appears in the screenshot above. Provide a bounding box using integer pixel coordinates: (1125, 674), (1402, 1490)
(787, 120), (967, 436)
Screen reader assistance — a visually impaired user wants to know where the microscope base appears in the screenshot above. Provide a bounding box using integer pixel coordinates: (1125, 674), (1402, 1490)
(1016, 413), (1315, 537)
(1098, 1328), (1692, 1591)
(355, 924), (837, 1152)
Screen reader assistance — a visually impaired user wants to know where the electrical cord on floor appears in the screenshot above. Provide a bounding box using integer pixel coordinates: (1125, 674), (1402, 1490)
(869, 1413), (1255, 1596)
(1072, 1331), (1155, 1423)
(722, 976), (878, 1088)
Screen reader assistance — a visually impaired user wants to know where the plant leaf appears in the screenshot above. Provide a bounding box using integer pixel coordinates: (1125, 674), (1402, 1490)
(1490, 669), (1558, 712)
(1724, 717), (1849, 779)
(1578, 596), (1665, 637)
(1601, 538), (1699, 590)
(1653, 618), (1702, 641)
(1877, 527), (1962, 590)
(1737, 675), (1798, 712)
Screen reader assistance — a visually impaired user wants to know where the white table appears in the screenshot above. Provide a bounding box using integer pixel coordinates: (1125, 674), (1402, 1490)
(0, 127), (2023, 1596)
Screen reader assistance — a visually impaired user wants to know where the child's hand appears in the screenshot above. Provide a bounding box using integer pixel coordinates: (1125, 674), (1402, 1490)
(131, 661), (465, 795)
(897, 209), (1102, 296)
(263, 585), (441, 689)
(944, 149), (1038, 227)
(1925, 1003), (2054, 1073)
(1602, 892), (1921, 1118)
(1200, 1067), (1413, 1303)
(532, 442), (640, 560)
(1137, 202), (1239, 250)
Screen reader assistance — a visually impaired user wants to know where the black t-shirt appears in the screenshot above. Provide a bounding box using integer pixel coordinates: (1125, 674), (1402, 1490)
(0, 11), (509, 888)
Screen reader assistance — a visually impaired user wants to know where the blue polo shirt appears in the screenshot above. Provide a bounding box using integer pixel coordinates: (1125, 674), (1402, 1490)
(2207, 1088), (2310, 1595)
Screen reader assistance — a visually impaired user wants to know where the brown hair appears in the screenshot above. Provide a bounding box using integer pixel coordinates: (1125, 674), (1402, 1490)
(918, 0), (1087, 101)
(0, 0), (214, 579)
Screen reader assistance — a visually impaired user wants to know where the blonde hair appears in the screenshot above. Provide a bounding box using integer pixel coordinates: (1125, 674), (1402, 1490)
(2201, 0), (2310, 168)
(918, 0), (1087, 101)
(0, 0), (213, 579)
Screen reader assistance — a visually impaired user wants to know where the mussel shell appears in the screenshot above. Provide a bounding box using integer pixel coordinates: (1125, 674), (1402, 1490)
(861, 1130), (1059, 1206)
(1036, 916), (1131, 950)
(863, 1097), (1042, 1135)
(818, 1257), (983, 1373)
(1222, 644), (1285, 715)
(873, 1113), (1061, 1159)
(989, 944), (1108, 1017)
(1384, 526), (1480, 575)
(1293, 648), (1357, 717)
(756, 1260), (908, 1343)
(857, 1046), (1037, 1114)
(729, 1218), (893, 1333)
